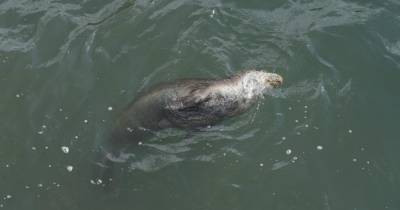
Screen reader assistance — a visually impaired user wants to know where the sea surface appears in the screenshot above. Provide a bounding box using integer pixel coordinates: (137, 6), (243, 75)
(0, 0), (399, 209)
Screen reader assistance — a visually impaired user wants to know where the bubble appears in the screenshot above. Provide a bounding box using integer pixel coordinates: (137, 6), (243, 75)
(37, 130), (44, 135)
(305, 124), (309, 128)
(5, 195), (11, 199)
(31, 146), (37, 151)
(348, 129), (353, 134)
(107, 106), (113, 111)
(295, 120), (299, 123)
(61, 146), (69, 154)
(15, 94), (21, 98)
(138, 141), (143, 146)
(41, 125), (47, 129)
(286, 149), (292, 155)
(90, 179), (103, 185)
(352, 158), (357, 162)
(316, 145), (323, 150)
(66, 165), (74, 172)
(83, 120), (88, 124)
(281, 136), (286, 140)
(288, 107), (292, 111)
(304, 105), (308, 109)
(259, 163), (264, 167)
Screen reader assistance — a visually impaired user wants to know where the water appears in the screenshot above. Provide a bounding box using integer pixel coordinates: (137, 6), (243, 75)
(1, 0), (400, 209)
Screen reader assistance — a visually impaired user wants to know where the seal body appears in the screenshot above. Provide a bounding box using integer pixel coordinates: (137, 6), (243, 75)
(95, 70), (283, 187)
(111, 70), (283, 145)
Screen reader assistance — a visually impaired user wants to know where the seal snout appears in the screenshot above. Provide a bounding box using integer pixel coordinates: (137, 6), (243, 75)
(266, 73), (283, 88)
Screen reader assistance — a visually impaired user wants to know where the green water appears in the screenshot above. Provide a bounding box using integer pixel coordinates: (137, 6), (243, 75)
(1, 0), (400, 209)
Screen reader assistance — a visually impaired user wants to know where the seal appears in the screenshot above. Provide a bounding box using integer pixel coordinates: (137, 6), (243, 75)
(110, 70), (283, 145)
(94, 70), (283, 187)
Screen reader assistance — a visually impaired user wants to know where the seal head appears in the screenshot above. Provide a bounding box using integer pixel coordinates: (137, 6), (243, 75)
(162, 70), (283, 128)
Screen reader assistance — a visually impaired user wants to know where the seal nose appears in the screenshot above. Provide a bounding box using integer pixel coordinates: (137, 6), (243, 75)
(267, 74), (283, 88)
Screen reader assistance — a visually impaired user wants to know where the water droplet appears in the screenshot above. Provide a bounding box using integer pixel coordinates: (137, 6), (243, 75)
(210, 9), (216, 17)
(66, 165), (74, 172)
(286, 149), (292, 155)
(61, 146), (69, 154)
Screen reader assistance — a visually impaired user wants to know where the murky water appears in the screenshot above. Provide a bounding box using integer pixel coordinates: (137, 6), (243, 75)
(1, 0), (400, 209)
